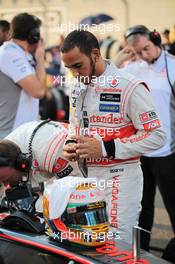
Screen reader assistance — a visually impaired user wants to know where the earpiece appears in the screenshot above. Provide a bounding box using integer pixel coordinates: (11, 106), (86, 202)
(27, 28), (40, 44)
(15, 153), (32, 172)
(0, 153), (32, 173)
(149, 30), (162, 46)
(0, 120), (51, 174)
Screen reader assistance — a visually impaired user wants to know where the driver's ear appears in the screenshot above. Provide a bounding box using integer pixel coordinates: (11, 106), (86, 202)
(92, 48), (100, 62)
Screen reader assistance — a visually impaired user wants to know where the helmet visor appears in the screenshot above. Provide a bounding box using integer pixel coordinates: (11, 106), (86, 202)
(63, 202), (108, 226)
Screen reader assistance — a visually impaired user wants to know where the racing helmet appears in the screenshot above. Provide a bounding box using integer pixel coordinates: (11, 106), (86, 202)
(43, 183), (109, 247)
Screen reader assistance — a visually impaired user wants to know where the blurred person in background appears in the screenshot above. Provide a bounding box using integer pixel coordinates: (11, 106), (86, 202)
(116, 25), (175, 251)
(0, 20), (10, 45)
(168, 25), (175, 56)
(162, 29), (171, 52)
(0, 13), (46, 139)
(45, 45), (61, 76)
(40, 33), (70, 122)
(161, 28), (175, 55)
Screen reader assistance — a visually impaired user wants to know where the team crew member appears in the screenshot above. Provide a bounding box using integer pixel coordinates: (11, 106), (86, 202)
(0, 120), (74, 189)
(0, 13), (46, 139)
(61, 30), (166, 243)
(0, 20), (10, 46)
(115, 25), (175, 250)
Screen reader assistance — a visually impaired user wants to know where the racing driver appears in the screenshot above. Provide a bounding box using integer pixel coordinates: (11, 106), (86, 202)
(61, 30), (166, 243)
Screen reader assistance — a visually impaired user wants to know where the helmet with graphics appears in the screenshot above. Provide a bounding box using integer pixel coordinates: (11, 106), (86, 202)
(43, 181), (109, 247)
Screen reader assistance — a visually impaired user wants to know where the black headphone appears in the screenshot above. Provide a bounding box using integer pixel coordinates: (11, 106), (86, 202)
(0, 153), (32, 173)
(0, 120), (50, 174)
(125, 25), (162, 47)
(27, 28), (40, 44)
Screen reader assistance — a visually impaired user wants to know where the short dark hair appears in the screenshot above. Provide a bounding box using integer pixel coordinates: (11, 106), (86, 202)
(11, 12), (41, 41)
(163, 29), (170, 35)
(0, 140), (21, 168)
(0, 20), (10, 32)
(61, 30), (100, 57)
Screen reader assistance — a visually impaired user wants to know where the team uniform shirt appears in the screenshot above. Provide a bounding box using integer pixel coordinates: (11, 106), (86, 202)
(5, 121), (74, 187)
(70, 60), (165, 163)
(124, 50), (175, 157)
(0, 41), (39, 139)
(69, 60), (165, 243)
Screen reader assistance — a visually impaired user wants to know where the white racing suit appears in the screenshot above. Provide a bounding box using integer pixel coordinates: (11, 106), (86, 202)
(69, 60), (166, 243)
(5, 121), (75, 187)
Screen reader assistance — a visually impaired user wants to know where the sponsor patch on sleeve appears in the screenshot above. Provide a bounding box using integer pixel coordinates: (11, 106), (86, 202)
(139, 111), (158, 123)
(53, 158), (69, 173)
(56, 165), (73, 178)
(143, 119), (161, 130)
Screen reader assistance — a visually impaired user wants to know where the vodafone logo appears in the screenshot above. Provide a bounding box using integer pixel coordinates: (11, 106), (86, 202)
(95, 87), (122, 93)
(110, 79), (120, 87)
(70, 193), (86, 200)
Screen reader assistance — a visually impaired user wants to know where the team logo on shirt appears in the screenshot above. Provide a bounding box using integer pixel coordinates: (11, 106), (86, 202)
(53, 158), (69, 173)
(90, 114), (123, 124)
(110, 79), (120, 87)
(139, 111), (158, 123)
(56, 165), (73, 178)
(100, 93), (121, 102)
(99, 104), (120, 113)
(95, 87), (122, 93)
(143, 119), (161, 130)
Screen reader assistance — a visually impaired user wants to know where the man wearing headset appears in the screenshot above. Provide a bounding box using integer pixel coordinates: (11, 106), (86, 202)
(0, 13), (46, 139)
(115, 25), (175, 250)
(0, 120), (74, 186)
(0, 120), (76, 203)
(0, 20), (10, 46)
